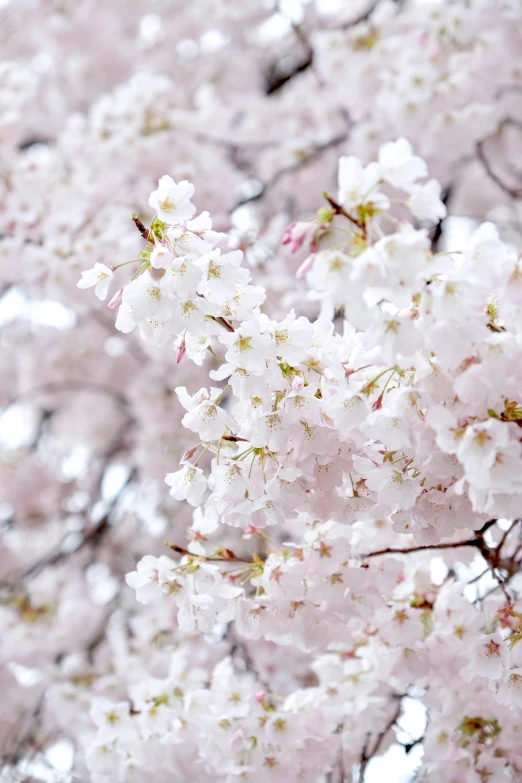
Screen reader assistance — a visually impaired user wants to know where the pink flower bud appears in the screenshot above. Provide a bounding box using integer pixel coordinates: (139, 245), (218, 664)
(372, 394), (383, 412)
(281, 224), (295, 246)
(180, 447), (197, 464)
(108, 289), (123, 309)
(296, 254), (315, 279)
(254, 691), (265, 703)
(176, 338), (186, 365)
(282, 221), (314, 254)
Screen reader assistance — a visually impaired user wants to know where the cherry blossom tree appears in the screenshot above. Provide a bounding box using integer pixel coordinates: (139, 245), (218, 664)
(2, 1), (522, 782)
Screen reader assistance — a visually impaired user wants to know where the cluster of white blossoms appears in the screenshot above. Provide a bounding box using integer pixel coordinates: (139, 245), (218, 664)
(4, 0), (522, 780)
(78, 173), (265, 360)
(78, 139), (522, 782)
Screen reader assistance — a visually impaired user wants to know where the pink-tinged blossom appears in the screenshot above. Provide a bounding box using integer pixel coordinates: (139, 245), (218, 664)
(125, 555), (177, 604)
(460, 634), (508, 682)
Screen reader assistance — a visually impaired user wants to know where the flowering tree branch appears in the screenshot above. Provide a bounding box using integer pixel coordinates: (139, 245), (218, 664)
(5, 3), (522, 780)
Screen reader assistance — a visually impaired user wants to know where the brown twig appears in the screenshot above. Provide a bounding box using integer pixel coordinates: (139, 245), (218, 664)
(131, 213), (154, 242)
(212, 315), (235, 333)
(165, 542), (258, 565)
(362, 539), (481, 559)
(322, 191), (365, 230)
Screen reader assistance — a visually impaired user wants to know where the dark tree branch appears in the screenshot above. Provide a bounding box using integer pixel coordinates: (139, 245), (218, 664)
(476, 139), (522, 199)
(229, 634), (273, 700)
(339, 1), (381, 30)
(430, 185), (452, 250)
(359, 695), (402, 782)
(265, 7), (314, 95)
(362, 539), (481, 558)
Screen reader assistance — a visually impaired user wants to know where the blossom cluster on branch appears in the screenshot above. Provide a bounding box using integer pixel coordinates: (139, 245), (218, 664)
(76, 141), (522, 782)
(2, 1), (522, 782)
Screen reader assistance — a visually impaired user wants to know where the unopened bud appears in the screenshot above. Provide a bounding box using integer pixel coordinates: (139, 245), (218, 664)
(108, 289), (123, 310)
(180, 446), (197, 464)
(372, 394), (383, 412)
(317, 207), (333, 223)
(281, 223), (295, 246)
(176, 338), (186, 364)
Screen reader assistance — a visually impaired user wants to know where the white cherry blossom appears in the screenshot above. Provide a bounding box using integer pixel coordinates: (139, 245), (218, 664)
(148, 175), (196, 224)
(77, 263), (113, 300)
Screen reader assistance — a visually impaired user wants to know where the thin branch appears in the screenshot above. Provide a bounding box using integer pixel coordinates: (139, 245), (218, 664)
(398, 734), (424, 755)
(339, 1), (381, 31)
(314, 0), (381, 32)
(3, 466), (137, 588)
(265, 6), (314, 95)
(165, 542), (258, 565)
(233, 131), (349, 211)
(496, 520), (519, 557)
(212, 315), (235, 333)
(359, 695), (402, 782)
(430, 185), (452, 250)
(467, 567), (490, 586)
(477, 518), (498, 536)
(476, 139), (522, 199)
(131, 213), (154, 242)
(323, 191), (365, 229)
(362, 539), (481, 559)
(0, 693), (46, 769)
(229, 632), (273, 700)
